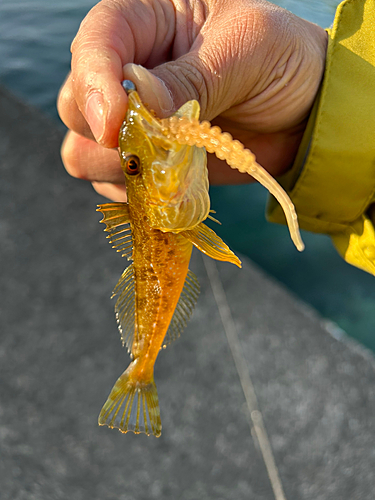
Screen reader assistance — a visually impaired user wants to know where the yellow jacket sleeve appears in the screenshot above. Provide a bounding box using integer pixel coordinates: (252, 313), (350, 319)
(267, 0), (375, 275)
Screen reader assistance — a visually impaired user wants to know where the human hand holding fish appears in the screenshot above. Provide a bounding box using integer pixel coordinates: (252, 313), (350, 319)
(57, 0), (328, 436)
(58, 0), (327, 197)
(94, 81), (303, 437)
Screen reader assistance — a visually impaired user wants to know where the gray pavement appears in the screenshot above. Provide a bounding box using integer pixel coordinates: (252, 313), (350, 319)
(1, 85), (375, 500)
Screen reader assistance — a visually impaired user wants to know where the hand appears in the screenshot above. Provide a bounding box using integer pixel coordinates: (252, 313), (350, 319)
(58, 0), (327, 201)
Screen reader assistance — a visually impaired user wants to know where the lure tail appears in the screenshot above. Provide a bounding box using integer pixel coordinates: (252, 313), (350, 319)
(98, 364), (161, 437)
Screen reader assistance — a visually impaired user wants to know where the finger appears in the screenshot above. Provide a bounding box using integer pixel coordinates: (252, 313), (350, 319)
(57, 73), (94, 140)
(121, 11), (249, 121)
(122, 55), (221, 121)
(122, 63), (174, 117)
(70, 0), (174, 147)
(92, 182), (127, 202)
(61, 130), (123, 183)
(70, 3), (129, 147)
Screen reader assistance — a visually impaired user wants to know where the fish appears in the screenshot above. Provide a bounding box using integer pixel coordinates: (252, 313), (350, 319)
(97, 81), (304, 438)
(97, 85), (242, 437)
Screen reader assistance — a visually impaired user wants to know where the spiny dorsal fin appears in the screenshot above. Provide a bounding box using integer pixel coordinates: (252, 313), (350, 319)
(112, 264), (136, 354)
(180, 223), (241, 268)
(162, 269), (200, 348)
(97, 202), (130, 226)
(97, 202), (133, 260)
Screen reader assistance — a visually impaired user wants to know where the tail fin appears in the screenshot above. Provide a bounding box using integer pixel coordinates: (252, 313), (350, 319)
(98, 366), (162, 437)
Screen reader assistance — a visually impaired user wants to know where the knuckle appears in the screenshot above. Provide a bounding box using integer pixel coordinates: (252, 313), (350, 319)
(57, 79), (74, 126)
(161, 59), (210, 116)
(91, 181), (107, 196)
(61, 133), (86, 180)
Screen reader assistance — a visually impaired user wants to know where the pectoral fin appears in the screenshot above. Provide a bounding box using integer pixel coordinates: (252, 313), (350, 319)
(97, 203), (133, 260)
(181, 223), (241, 268)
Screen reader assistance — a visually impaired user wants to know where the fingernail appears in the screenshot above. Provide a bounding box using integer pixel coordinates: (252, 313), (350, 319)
(86, 92), (105, 142)
(155, 77), (174, 114)
(123, 63), (174, 116)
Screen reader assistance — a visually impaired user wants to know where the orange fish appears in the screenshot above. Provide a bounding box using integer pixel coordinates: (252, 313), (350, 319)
(97, 84), (241, 437)
(97, 81), (304, 437)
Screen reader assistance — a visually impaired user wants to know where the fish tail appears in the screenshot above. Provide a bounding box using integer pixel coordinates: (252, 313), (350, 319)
(98, 365), (161, 437)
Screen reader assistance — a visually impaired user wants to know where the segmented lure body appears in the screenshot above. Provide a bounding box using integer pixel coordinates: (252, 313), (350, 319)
(161, 116), (304, 252)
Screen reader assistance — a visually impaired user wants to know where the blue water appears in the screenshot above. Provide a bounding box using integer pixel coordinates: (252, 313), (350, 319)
(0, 0), (96, 117)
(2, 0), (375, 351)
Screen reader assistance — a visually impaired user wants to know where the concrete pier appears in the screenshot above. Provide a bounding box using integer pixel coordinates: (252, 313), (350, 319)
(1, 85), (375, 499)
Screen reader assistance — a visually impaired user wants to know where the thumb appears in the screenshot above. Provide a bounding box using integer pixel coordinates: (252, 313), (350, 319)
(122, 64), (175, 117)
(123, 55), (227, 121)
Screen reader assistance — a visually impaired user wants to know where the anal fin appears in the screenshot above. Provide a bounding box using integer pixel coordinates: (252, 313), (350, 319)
(181, 222), (241, 268)
(162, 269), (200, 348)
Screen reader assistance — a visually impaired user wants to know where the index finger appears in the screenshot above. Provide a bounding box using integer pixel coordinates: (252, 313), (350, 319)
(68, 0), (171, 146)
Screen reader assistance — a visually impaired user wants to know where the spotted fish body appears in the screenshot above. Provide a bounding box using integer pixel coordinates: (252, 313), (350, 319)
(97, 90), (241, 437)
(127, 207), (193, 362)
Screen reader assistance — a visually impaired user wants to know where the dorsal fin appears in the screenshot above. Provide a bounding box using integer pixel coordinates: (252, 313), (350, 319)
(180, 222), (241, 268)
(111, 264), (136, 354)
(162, 269), (200, 348)
(97, 202), (133, 260)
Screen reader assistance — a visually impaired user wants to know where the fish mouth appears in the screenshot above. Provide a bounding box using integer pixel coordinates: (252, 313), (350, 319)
(120, 90), (210, 231)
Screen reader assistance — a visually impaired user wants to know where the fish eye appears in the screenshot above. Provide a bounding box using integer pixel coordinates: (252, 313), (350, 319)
(124, 154), (140, 175)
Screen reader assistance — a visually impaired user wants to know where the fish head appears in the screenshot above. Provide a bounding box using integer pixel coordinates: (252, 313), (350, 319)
(119, 91), (210, 232)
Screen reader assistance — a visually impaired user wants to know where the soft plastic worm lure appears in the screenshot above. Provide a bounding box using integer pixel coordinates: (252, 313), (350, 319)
(160, 116), (305, 252)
